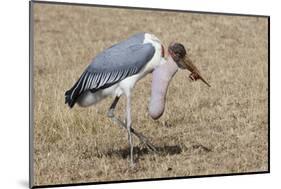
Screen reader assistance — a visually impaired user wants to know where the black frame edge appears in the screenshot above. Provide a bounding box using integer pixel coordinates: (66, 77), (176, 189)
(267, 16), (270, 173)
(29, 1), (34, 188)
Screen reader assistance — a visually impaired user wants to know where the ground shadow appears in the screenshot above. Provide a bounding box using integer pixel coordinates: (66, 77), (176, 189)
(103, 144), (183, 159)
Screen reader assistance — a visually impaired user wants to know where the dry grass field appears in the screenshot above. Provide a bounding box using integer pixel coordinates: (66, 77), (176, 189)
(32, 2), (268, 186)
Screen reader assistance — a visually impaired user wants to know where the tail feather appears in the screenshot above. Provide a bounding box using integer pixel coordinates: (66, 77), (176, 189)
(65, 72), (86, 108)
(65, 89), (76, 108)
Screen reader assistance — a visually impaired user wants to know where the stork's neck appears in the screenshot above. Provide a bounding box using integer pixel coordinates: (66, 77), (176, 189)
(156, 55), (179, 76)
(149, 55), (179, 120)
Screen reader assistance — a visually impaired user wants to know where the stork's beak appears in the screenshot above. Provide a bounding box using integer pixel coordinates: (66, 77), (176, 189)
(167, 42), (211, 87)
(181, 57), (211, 87)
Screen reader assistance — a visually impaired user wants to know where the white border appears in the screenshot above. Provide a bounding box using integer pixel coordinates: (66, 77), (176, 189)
(0, 0), (277, 189)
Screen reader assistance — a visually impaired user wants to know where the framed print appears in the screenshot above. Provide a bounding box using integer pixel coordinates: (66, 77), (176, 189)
(29, 0), (269, 188)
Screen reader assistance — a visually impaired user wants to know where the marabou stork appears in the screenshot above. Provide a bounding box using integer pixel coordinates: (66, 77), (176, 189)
(65, 32), (210, 166)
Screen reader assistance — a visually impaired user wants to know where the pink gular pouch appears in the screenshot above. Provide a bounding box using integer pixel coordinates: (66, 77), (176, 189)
(149, 56), (179, 120)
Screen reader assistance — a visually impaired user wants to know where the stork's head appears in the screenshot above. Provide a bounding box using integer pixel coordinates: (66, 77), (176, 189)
(167, 42), (187, 68)
(167, 42), (211, 87)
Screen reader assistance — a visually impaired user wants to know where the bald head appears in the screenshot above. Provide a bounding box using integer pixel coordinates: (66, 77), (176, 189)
(168, 42), (187, 66)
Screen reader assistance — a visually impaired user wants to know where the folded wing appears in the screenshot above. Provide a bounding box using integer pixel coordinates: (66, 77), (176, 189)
(65, 34), (155, 108)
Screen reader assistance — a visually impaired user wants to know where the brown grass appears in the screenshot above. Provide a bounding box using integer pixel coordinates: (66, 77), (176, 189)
(32, 3), (268, 186)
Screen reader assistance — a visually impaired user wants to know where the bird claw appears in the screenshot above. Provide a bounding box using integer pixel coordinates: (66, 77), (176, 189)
(129, 161), (136, 169)
(135, 132), (157, 153)
(144, 142), (158, 153)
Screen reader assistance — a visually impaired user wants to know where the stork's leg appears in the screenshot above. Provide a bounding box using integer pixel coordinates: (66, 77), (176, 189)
(126, 94), (134, 166)
(107, 97), (157, 152)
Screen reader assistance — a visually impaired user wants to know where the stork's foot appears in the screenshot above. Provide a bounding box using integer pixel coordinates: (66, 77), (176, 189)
(107, 111), (157, 153)
(129, 161), (136, 168)
(131, 128), (157, 153)
(107, 98), (157, 154)
(143, 140), (157, 153)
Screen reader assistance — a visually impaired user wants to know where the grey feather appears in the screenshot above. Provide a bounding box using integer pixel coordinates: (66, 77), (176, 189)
(65, 32), (156, 108)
